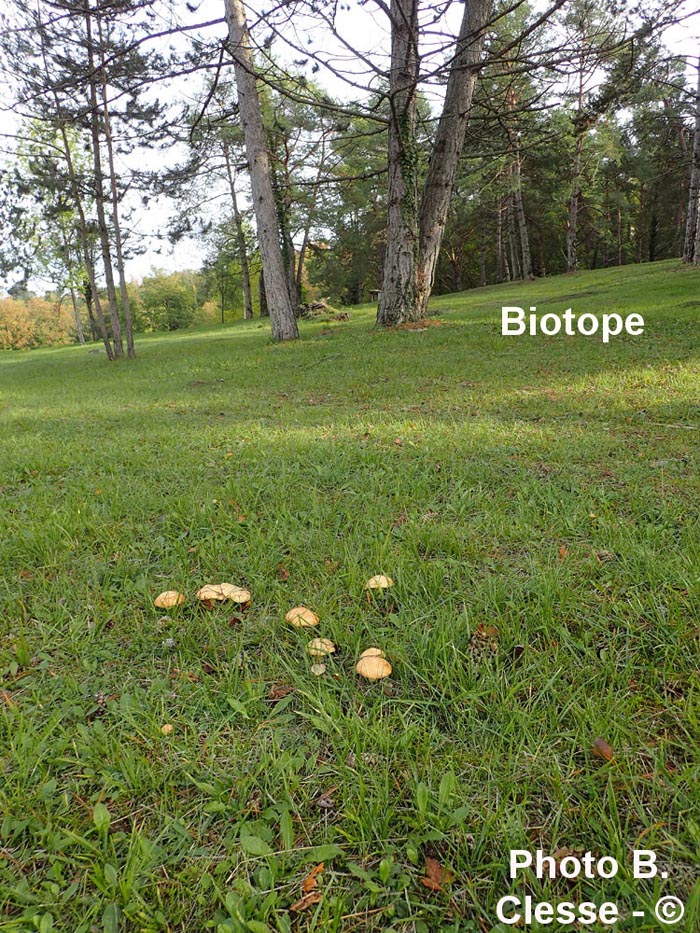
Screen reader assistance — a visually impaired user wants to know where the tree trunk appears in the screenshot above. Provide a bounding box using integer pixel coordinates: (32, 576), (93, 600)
(414, 0), (491, 318)
(84, 279), (99, 341)
(259, 271), (269, 316)
(480, 226), (487, 286)
(35, 0), (112, 357)
(224, 0), (299, 340)
(58, 219), (85, 344)
(511, 157), (532, 279)
(222, 142), (254, 320)
(567, 131), (584, 272)
(85, 0), (123, 357)
(683, 57), (700, 263)
(567, 49), (586, 273)
(97, 11), (135, 358)
(376, 0), (420, 327)
(507, 194), (520, 279)
(496, 199), (505, 283)
(617, 205), (623, 265)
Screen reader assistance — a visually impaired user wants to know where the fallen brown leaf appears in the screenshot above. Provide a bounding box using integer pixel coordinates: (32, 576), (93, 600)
(592, 737), (614, 762)
(290, 891), (323, 912)
(558, 544), (569, 561)
(268, 683), (294, 701)
(302, 862), (324, 894)
(421, 856), (454, 892)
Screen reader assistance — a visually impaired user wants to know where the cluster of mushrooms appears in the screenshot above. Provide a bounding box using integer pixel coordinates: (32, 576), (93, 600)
(153, 574), (394, 682)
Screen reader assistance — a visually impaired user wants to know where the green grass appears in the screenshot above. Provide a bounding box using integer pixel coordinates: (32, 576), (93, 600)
(2, 259), (700, 932)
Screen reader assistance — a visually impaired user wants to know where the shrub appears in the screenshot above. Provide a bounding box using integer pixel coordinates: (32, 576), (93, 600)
(0, 297), (75, 349)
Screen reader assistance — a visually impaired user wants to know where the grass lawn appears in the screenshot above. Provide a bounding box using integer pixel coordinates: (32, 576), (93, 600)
(2, 259), (700, 932)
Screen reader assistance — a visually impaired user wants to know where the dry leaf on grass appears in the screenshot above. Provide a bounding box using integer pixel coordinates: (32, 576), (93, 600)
(591, 737), (614, 761)
(596, 549), (616, 563)
(268, 683), (294, 701)
(302, 863), (325, 894)
(469, 624), (498, 663)
(290, 891), (323, 912)
(558, 544), (569, 561)
(420, 856), (454, 892)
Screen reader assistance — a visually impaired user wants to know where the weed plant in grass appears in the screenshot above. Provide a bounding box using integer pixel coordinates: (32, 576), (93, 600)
(1, 260), (700, 931)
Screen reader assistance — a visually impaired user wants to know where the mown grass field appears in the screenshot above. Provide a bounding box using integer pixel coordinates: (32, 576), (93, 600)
(2, 259), (700, 932)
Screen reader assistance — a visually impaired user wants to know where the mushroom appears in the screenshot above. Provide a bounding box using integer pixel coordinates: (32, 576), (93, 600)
(196, 584), (227, 602)
(196, 583), (250, 607)
(307, 637), (336, 658)
(285, 606), (320, 628)
(366, 574), (393, 590)
(219, 583), (251, 607)
(154, 590), (185, 609)
(360, 647), (385, 659)
(356, 654), (392, 681)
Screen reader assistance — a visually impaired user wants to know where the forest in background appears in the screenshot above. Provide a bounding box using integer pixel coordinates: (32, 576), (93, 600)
(1, 0), (699, 350)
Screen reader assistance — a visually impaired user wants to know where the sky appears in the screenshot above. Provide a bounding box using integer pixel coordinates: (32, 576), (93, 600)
(1, 0), (699, 292)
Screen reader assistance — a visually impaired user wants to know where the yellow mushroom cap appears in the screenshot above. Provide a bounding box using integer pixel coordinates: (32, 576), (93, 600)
(356, 655), (392, 680)
(154, 590), (185, 609)
(197, 584), (227, 601)
(285, 606), (320, 628)
(307, 637), (336, 658)
(366, 574), (394, 590)
(219, 583), (251, 604)
(197, 583), (250, 604)
(360, 647), (385, 659)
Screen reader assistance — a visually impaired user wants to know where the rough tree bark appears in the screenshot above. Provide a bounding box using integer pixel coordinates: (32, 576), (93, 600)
(567, 130), (584, 272)
(85, 0), (123, 357)
(496, 200), (505, 283)
(36, 0), (112, 356)
(376, 0), (421, 327)
(223, 0), (299, 340)
(222, 141), (254, 319)
(683, 57), (700, 263)
(567, 42), (586, 273)
(506, 193), (520, 279)
(97, 11), (135, 358)
(414, 0), (492, 318)
(512, 163), (532, 279)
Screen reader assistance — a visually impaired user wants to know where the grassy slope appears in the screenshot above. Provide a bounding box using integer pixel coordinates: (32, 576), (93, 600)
(1, 259), (700, 932)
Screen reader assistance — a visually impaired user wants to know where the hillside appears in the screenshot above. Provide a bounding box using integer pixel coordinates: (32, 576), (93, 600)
(2, 259), (700, 930)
